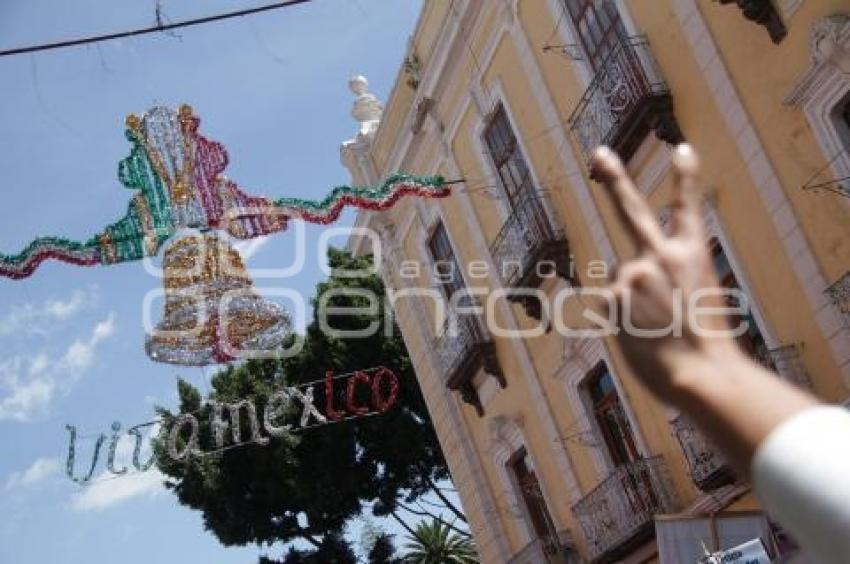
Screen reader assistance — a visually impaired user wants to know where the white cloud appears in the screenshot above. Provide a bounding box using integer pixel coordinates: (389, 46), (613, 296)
(0, 313), (117, 421)
(5, 457), (61, 490)
(0, 370), (55, 423)
(28, 353), (49, 376)
(59, 314), (115, 372)
(70, 468), (164, 511)
(91, 315), (115, 341)
(233, 235), (270, 261)
(0, 286), (98, 336)
(70, 427), (165, 511)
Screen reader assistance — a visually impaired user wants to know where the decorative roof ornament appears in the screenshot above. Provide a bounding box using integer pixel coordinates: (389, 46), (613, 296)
(348, 75), (383, 136)
(809, 13), (850, 74)
(785, 13), (850, 106)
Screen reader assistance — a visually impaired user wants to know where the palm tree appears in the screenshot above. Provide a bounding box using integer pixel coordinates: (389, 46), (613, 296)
(403, 519), (479, 564)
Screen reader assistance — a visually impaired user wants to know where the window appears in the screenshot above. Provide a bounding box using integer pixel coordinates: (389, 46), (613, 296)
(786, 16), (850, 196)
(586, 363), (639, 467)
(840, 95), (850, 132)
(563, 0), (627, 70)
(428, 221), (464, 301)
(483, 105), (550, 234)
(710, 238), (770, 363)
(831, 91), (850, 156)
(483, 105), (536, 208)
(509, 447), (558, 545)
(585, 363), (659, 514)
(836, 94), (850, 193)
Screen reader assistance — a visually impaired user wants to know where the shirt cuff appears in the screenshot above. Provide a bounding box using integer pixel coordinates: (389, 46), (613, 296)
(752, 405), (850, 564)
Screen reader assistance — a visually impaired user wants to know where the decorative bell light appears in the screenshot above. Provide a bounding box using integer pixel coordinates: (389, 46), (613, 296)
(145, 232), (290, 365)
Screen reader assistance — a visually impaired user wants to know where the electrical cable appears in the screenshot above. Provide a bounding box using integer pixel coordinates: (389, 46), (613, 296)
(0, 0), (310, 58)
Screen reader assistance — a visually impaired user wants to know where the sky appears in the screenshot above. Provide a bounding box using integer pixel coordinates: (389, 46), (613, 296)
(0, 1), (433, 562)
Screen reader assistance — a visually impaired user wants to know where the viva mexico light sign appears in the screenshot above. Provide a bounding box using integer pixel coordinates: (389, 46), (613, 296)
(64, 366), (401, 484)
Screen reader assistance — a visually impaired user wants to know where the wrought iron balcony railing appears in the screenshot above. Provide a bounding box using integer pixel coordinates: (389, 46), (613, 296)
(673, 343), (810, 492)
(757, 344), (813, 390)
(568, 35), (683, 164)
(489, 194), (573, 320)
(508, 530), (579, 564)
(671, 415), (735, 492)
(433, 305), (503, 416)
(571, 456), (677, 562)
(826, 270), (850, 329)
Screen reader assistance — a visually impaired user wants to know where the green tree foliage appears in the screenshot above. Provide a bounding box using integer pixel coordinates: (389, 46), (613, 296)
(403, 519), (479, 564)
(154, 249), (456, 558)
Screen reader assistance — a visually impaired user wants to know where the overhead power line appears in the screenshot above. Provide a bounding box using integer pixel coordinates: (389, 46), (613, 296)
(0, 0), (311, 58)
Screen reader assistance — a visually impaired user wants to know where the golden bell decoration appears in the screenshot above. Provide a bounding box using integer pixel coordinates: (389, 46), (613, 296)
(145, 232), (290, 366)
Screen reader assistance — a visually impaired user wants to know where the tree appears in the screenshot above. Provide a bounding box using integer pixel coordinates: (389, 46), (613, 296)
(402, 519), (479, 564)
(368, 533), (402, 564)
(154, 249), (462, 558)
(280, 533), (358, 564)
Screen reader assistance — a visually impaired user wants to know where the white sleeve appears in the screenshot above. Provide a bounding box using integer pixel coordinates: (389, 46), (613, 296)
(752, 405), (850, 564)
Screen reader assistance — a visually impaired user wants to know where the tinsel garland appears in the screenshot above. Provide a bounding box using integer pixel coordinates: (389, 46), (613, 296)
(345, 371), (372, 416)
(274, 174), (450, 225)
(371, 366), (400, 413)
(0, 105), (449, 280)
(0, 237), (101, 280)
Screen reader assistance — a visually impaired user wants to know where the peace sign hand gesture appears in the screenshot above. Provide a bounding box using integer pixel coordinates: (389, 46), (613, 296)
(591, 144), (742, 401)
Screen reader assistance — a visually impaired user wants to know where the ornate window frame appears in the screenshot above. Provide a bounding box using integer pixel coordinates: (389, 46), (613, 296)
(554, 337), (650, 476)
(700, 204), (780, 351)
(544, 0), (642, 85)
(473, 79), (563, 233)
(785, 14), (850, 195)
(488, 414), (561, 545)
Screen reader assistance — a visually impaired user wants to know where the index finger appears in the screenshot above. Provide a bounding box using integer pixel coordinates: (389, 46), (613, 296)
(590, 146), (665, 252)
(670, 143), (703, 242)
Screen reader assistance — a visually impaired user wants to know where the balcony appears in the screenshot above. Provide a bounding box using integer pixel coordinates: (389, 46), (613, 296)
(508, 531), (579, 564)
(671, 415), (735, 492)
(571, 456), (677, 563)
(434, 306), (504, 416)
(568, 35), (683, 165)
(673, 343), (811, 492)
(826, 270), (850, 329)
(757, 344), (813, 390)
(489, 194), (573, 321)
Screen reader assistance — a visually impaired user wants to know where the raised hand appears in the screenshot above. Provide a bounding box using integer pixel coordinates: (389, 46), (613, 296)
(590, 143), (815, 467)
(591, 144), (740, 400)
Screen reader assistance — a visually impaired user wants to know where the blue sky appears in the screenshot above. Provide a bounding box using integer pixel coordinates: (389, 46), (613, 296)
(0, 1), (432, 562)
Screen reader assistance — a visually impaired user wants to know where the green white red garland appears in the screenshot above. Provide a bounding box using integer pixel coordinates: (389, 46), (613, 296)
(0, 105), (449, 280)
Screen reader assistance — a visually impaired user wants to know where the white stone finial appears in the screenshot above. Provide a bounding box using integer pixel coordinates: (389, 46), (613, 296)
(349, 74), (368, 95)
(348, 74), (383, 135)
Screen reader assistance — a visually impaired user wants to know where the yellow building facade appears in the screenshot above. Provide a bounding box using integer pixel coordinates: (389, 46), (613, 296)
(342, 1), (850, 562)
